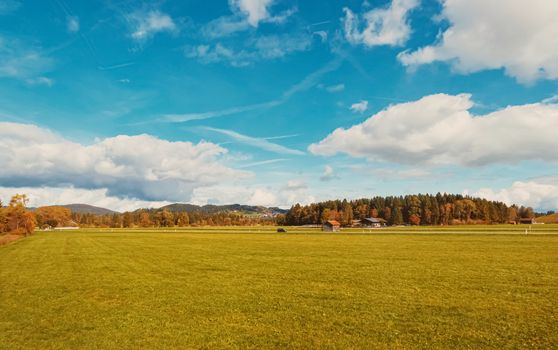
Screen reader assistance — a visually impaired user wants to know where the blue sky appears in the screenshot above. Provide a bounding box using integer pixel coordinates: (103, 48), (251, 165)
(1, 0), (558, 211)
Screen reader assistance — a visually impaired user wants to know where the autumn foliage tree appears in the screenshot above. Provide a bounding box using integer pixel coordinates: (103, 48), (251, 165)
(35, 206), (72, 228)
(0, 194), (36, 236)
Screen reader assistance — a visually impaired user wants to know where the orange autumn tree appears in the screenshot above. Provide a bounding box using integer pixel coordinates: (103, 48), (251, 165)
(0, 194), (36, 236)
(35, 206), (72, 228)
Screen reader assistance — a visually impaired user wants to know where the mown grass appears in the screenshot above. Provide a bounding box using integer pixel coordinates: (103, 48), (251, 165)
(1, 228), (557, 349)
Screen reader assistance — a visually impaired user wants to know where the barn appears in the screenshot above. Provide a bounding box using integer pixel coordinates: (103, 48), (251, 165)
(322, 220), (341, 232)
(361, 217), (387, 228)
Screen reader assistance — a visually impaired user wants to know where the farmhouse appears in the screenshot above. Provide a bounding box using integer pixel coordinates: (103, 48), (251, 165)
(361, 217), (387, 228)
(322, 220), (341, 232)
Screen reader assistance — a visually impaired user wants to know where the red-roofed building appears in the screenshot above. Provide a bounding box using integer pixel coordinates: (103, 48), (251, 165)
(323, 220), (341, 232)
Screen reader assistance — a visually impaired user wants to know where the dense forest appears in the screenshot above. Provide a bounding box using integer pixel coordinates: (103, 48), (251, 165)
(284, 193), (535, 226)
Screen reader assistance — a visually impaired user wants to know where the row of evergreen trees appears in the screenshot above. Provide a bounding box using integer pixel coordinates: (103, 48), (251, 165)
(283, 193), (534, 226)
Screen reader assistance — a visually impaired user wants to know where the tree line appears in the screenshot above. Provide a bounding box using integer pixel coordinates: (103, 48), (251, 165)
(68, 209), (277, 228)
(284, 193), (535, 226)
(0, 193), (539, 234)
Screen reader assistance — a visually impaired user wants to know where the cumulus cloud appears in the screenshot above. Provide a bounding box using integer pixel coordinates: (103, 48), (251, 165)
(398, 0), (558, 84)
(233, 0), (273, 26)
(128, 9), (177, 41)
(309, 93), (558, 166)
(0, 122), (249, 202)
(350, 100), (368, 113)
(186, 33), (311, 67)
(343, 0), (419, 47)
(473, 177), (558, 211)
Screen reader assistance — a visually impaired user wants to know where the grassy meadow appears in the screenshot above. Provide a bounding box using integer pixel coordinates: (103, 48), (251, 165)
(1, 226), (557, 349)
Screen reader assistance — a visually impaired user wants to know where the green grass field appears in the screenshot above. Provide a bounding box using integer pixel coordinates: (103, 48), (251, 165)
(1, 227), (557, 349)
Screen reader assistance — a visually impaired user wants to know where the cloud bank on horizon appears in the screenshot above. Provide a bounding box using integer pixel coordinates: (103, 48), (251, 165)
(0, 0), (557, 211)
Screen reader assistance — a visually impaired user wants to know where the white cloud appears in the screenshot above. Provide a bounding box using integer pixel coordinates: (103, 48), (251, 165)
(186, 33), (311, 67)
(233, 0), (273, 26)
(350, 100), (368, 113)
(474, 178), (558, 211)
(0, 36), (53, 80)
(67, 16), (79, 33)
(203, 127), (305, 155)
(324, 83), (344, 93)
(309, 93), (558, 166)
(398, 0), (558, 84)
(343, 0), (419, 47)
(128, 9), (177, 41)
(0, 186), (172, 212)
(0, 122), (249, 202)
(203, 0), (295, 38)
(25, 76), (54, 87)
(313, 30), (328, 43)
(190, 180), (314, 208)
(285, 179), (307, 190)
(320, 165), (339, 182)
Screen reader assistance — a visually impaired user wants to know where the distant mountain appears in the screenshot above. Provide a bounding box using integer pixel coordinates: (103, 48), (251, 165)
(61, 204), (119, 215)
(157, 203), (288, 216)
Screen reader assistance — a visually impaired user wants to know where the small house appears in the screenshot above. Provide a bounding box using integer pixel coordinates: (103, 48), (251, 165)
(362, 217), (386, 228)
(351, 219), (362, 227)
(322, 220), (341, 232)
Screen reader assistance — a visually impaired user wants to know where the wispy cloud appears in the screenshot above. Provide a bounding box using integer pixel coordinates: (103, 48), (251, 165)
(238, 158), (288, 168)
(97, 62), (135, 71)
(282, 57), (343, 98)
(26, 76), (54, 87)
(67, 15), (79, 32)
(163, 100), (281, 123)
(164, 57), (342, 123)
(127, 9), (177, 42)
(203, 126), (305, 155)
(203, 0), (296, 38)
(186, 33), (312, 67)
(318, 83), (345, 93)
(0, 35), (53, 80)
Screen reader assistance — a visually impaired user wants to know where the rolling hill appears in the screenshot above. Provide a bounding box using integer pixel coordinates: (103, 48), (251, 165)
(157, 203), (288, 216)
(61, 204), (119, 215)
